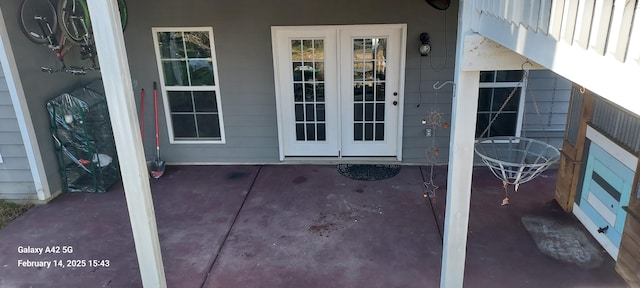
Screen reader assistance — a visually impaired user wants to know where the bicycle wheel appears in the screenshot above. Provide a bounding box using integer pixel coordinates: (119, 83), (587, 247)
(18, 0), (58, 44)
(57, 0), (90, 45)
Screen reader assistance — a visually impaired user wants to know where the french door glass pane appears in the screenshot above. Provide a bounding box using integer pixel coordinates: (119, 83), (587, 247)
(352, 37), (386, 142)
(291, 39), (326, 142)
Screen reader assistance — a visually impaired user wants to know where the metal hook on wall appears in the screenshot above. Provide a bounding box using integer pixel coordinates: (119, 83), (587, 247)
(433, 80), (454, 90)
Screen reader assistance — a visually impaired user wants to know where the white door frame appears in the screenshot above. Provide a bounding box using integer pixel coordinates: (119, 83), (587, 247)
(271, 24), (406, 161)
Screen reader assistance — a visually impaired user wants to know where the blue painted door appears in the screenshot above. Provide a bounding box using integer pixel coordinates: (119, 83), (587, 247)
(579, 142), (634, 248)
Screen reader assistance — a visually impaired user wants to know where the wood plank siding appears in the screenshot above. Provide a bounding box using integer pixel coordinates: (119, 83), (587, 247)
(0, 62), (36, 199)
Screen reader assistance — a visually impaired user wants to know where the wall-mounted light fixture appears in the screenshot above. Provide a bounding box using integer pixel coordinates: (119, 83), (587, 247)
(425, 0), (451, 10)
(419, 32), (431, 56)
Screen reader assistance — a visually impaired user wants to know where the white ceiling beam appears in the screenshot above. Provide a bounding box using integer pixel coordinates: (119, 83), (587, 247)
(462, 35), (545, 71)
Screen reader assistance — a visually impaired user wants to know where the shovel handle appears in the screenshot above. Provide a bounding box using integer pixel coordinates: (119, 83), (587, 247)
(140, 89), (144, 138)
(154, 82), (160, 149)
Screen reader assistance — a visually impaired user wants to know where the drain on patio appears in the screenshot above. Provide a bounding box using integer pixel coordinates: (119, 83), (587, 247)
(337, 164), (401, 181)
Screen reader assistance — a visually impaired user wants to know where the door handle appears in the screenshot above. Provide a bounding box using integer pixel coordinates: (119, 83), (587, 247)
(597, 225), (608, 234)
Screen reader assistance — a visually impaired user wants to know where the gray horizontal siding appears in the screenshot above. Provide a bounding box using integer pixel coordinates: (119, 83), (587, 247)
(0, 63), (36, 200)
(125, 0), (460, 164)
(402, 70), (571, 164)
(521, 70), (572, 150)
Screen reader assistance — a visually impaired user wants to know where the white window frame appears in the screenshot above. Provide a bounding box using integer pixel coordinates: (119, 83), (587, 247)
(152, 27), (226, 144)
(476, 71), (527, 141)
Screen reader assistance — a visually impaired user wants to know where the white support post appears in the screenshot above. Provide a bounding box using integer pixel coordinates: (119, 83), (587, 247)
(440, 1), (479, 287)
(85, 0), (167, 287)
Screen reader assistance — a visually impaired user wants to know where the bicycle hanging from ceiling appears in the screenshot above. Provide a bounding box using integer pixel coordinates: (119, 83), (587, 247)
(474, 61), (561, 205)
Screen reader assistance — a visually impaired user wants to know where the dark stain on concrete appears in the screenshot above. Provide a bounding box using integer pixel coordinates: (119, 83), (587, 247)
(292, 176), (307, 184)
(227, 172), (248, 180)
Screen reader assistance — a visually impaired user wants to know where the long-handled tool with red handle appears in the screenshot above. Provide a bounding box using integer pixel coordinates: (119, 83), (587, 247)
(150, 82), (166, 178)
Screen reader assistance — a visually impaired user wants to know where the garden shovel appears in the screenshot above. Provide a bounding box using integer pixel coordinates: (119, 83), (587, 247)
(150, 82), (165, 178)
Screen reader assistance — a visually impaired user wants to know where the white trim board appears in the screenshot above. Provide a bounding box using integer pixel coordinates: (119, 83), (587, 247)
(586, 125), (638, 170)
(573, 203), (619, 259)
(0, 6), (50, 201)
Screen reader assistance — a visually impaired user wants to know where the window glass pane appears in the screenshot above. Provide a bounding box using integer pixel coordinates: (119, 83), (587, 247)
(306, 123), (315, 140)
(354, 83), (364, 101)
(296, 123), (305, 141)
(313, 40), (324, 60)
(168, 91), (193, 112)
(365, 103), (374, 121)
(292, 62), (303, 81)
(478, 88), (493, 111)
(354, 123), (363, 141)
(299, 62), (313, 81)
(305, 104), (315, 121)
(479, 71), (495, 82)
(183, 32), (211, 58)
(295, 104), (304, 121)
(375, 123), (384, 140)
(375, 61), (386, 81)
(365, 85), (374, 101)
(317, 124), (326, 141)
(172, 114), (197, 138)
(365, 123), (374, 140)
(354, 104), (363, 121)
(314, 62), (324, 81)
(316, 104), (325, 121)
(491, 113), (518, 136)
(196, 114), (221, 138)
(188, 60), (214, 86)
(375, 84), (385, 101)
(492, 88), (521, 111)
(375, 103), (385, 121)
(304, 84), (314, 102)
(302, 40), (313, 59)
(353, 62), (364, 81)
(294, 83), (303, 102)
(158, 32), (184, 59)
(193, 91), (217, 112)
(475, 113), (491, 138)
(496, 70), (523, 82)
(162, 60), (188, 86)
(315, 84), (325, 102)
(291, 40), (302, 61)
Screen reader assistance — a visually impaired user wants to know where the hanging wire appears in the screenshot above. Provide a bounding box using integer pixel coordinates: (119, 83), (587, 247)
(429, 9), (449, 72)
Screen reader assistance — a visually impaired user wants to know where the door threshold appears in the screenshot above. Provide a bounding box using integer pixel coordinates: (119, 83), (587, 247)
(282, 156), (400, 164)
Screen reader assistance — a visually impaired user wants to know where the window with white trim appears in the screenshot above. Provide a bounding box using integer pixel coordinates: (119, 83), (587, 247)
(475, 70), (527, 138)
(152, 27), (225, 143)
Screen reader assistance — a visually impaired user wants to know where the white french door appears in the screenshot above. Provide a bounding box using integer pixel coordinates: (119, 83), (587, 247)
(272, 24), (405, 159)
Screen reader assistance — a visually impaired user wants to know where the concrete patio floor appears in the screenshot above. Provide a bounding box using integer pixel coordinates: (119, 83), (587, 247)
(0, 165), (628, 288)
